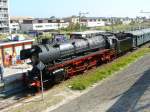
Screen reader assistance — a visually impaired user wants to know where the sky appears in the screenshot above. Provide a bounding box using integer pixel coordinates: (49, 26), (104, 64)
(9, 0), (150, 18)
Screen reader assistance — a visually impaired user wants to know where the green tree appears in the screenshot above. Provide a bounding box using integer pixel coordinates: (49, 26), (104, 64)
(63, 23), (87, 32)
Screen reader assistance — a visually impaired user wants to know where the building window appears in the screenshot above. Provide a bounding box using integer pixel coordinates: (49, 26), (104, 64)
(38, 20), (43, 23)
(48, 20), (52, 23)
(23, 20), (33, 24)
(36, 25), (43, 28)
(45, 25), (52, 27)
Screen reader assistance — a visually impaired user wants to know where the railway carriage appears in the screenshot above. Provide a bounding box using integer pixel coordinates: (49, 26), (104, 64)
(129, 28), (150, 47)
(142, 28), (150, 43)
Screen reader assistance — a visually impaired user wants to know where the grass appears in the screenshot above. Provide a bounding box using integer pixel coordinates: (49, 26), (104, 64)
(69, 48), (150, 90)
(95, 24), (138, 32)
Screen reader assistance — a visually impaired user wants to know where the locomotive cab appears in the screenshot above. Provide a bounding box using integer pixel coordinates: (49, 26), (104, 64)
(114, 32), (133, 54)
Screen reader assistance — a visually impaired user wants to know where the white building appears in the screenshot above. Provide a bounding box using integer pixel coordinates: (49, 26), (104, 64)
(121, 18), (132, 25)
(63, 16), (80, 24)
(10, 22), (20, 33)
(0, 0), (9, 33)
(10, 16), (34, 33)
(81, 17), (106, 28)
(21, 18), (69, 32)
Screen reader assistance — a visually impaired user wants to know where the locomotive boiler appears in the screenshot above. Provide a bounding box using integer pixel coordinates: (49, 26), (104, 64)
(21, 35), (109, 65)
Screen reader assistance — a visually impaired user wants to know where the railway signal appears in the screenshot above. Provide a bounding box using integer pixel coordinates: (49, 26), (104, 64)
(37, 61), (45, 101)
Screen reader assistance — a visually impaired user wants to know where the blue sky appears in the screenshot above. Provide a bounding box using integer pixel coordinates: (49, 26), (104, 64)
(10, 0), (150, 18)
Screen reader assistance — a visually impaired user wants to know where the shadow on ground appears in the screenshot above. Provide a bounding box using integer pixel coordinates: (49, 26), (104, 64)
(107, 69), (150, 112)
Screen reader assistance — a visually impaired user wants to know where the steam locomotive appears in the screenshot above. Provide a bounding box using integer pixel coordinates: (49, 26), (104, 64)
(20, 29), (150, 89)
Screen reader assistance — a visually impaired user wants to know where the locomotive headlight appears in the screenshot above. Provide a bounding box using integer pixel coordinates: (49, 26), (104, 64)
(33, 76), (38, 81)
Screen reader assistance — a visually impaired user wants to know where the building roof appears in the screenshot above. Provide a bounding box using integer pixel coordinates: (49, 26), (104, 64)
(71, 30), (105, 35)
(0, 39), (34, 47)
(70, 30), (105, 36)
(128, 28), (150, 36)
(10, 16), (34, 20)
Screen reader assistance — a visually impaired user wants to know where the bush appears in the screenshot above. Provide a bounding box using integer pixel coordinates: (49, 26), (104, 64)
(62, 23), (88, 32)
(0, 34), (6, 40)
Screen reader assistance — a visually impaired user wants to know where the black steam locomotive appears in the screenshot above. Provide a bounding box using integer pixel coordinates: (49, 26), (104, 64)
(20, 29), (150, 89)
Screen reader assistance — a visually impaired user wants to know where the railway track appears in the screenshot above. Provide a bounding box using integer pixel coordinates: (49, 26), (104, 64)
(0, 90), (29, 110)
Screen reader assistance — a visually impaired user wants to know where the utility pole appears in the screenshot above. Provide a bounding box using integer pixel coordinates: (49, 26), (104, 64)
(57, 19), (61, 33)
(111, 17), (114, 33)
(79, 11), (89, 31)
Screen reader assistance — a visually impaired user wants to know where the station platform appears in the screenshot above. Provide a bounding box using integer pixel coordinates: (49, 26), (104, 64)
(3, 64), (32, 82)
(0, 64), (32, 97)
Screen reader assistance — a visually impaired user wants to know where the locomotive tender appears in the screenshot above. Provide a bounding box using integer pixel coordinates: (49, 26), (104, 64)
(20, 29), (150, 89)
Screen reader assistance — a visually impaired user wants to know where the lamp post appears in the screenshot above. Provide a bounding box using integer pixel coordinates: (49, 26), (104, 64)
(79, 11), (89, 31)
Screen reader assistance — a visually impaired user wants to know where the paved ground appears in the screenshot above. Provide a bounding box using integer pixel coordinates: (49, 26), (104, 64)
(4, 64), (32, 77)
(50, 54), (150, 112)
